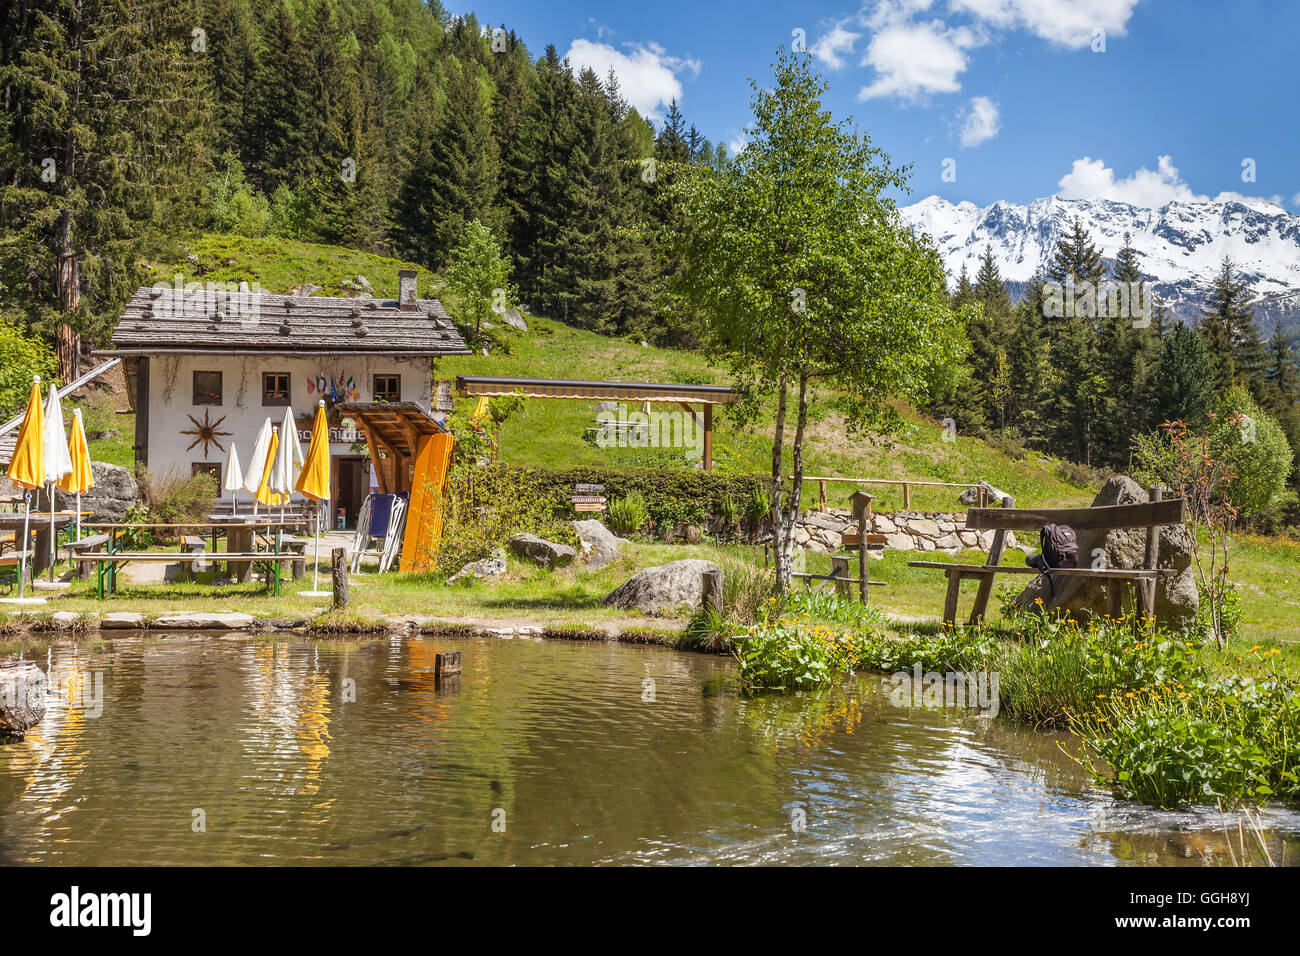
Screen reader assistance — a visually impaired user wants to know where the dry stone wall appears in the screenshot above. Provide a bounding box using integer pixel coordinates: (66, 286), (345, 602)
(793, 508), (1027, 556)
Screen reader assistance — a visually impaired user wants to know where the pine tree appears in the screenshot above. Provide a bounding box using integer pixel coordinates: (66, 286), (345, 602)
(1042, 218), (1107, 464)
(1150, 322), (1217, 427)
(0, 0), (209, 377)
(1200, 257), (1266, 398)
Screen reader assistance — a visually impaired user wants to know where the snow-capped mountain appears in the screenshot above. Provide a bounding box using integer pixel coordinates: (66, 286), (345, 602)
(898, 194), (1300, 337)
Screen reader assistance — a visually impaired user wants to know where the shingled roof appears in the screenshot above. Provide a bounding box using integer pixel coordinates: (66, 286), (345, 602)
(105, 286), (471, 357)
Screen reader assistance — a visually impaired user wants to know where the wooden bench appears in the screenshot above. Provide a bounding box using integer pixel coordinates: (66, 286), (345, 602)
(75, 551), (303, 598)
(0, 549), (33, 590)
(66, 534), (110, 580)
(908, 489), (1185, 627)
(280, 535), (308, 580)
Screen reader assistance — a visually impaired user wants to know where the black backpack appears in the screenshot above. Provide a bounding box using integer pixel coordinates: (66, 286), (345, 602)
(1026, 523), (1078, 596)
(1040, 523), (1078, 569)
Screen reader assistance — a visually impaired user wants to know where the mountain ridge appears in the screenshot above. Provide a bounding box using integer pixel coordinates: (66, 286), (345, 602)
(898, 194), (1300, 337)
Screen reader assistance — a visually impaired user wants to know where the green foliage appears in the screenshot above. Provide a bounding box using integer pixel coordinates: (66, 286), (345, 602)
(434, 463), (576, 574)
(117, 502), (154, 550)
(1210, 389), (1293, 521)
(0, 317), (56, 417)
(140, 470), (218, 531)
(444, 219), (515, 350)
(514, 464), (768, 532)
(206, 152), (270, 237)
(606, 491), (649, 536)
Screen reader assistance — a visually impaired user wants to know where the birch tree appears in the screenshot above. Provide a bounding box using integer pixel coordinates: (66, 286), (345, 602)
(661, 50), (967, 591)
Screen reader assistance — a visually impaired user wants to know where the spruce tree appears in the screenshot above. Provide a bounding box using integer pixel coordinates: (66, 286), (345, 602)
(1150, 322), (1217, 426)
(0, 0), (209, 377)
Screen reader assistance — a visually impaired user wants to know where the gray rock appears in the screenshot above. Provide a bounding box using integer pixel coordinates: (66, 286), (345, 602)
(354, 274), (372, 292)
(102, 612), (145, 629)
(959, 481), (1012, 506)
(1014, 475), (1197, 628)
(873, 515), (897, 534)
(52, 461), (139, 523)
(801, 510), (849, 533)
(508, 533), (576, 569)
(572, 520), (623, 570)
(934, 532), (962, 549)
(958, 530), (980, 548)
(502, 308), (528, 331)
(908, 518), (942, 537)
(447, 552), (507, 583)
(0, 657), (46, 737)
(884, 531), (913, 551)
(602, 559), (721, 616)
(593, 401), (619, 413)
(152, 612), (255, 629)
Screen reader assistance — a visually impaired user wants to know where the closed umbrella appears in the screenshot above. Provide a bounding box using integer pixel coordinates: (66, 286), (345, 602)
(295, 400), (332, 595)
(243, 418), (273, 515)
(5, 377), (43, 600)
(58, 408), (94, 542)
(254, 427), (282, 508)
(222, 442), (243, 515)
(273, 406), (301, 520)
(42, 382), (72, 580)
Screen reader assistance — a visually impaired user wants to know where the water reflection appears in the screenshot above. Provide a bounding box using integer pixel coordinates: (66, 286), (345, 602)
(0, 634), (1295, 866)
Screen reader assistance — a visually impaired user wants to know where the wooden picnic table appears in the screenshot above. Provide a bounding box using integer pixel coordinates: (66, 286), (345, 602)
(0, 511), (87, 576)
(82, 518), (310, 586)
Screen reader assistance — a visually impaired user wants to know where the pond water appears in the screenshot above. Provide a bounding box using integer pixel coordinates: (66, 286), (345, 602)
(1, 633), (1297, 866)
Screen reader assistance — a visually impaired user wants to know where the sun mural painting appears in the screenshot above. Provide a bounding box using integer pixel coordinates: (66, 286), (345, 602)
(181, 409), (233, 457)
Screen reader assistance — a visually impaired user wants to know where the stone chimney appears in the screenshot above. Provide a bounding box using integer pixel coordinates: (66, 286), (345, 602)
(398, 269), (418, 311)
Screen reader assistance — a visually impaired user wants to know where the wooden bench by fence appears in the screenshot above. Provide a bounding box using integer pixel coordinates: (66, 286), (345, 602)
(908, 488), (1184, 627)
(66, 533), (110, 580)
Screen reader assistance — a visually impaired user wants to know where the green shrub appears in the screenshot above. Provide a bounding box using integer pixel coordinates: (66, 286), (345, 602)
(607, 491), (649, 535)
(140, 469), (217, 532)
(434, 464), (575, 574)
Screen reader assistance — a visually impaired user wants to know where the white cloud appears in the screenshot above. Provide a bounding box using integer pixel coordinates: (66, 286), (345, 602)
(1293, 192), (1300, 208)
(857, 19), (983, 101)
(1057, 155), (1288, 211)
(811, 23), (861, 70)
(854, 0), (1139, 102)
(958, 95), (999, 147)
(563, 39), (701, 120)
(728, 131), (750, 155)
(949, 0), (1139, 48)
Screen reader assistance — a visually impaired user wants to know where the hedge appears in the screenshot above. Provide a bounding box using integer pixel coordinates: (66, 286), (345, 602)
(510, 464), (773, 529)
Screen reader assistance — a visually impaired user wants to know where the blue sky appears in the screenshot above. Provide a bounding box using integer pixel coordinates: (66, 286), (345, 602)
(460, 0), (1300, 212)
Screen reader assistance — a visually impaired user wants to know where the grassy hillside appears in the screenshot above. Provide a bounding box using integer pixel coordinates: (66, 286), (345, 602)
(148, 234), (1094, 511)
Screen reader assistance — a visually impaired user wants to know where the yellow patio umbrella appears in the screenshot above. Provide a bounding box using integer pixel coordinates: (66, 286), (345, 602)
(472, 396), (490, 418)
(295, 400), (332, 595)
(58, 408), (95, 541)
(254, 428), (284, 508)
(5, 376), (44, 600)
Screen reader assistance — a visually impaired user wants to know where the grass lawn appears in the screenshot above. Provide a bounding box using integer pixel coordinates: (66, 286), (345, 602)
(8, 529), (1298, 677)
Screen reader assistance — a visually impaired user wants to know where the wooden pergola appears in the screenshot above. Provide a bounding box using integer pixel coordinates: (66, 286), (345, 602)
(333, 402), (448, 494)
(454, 375), (741, 471)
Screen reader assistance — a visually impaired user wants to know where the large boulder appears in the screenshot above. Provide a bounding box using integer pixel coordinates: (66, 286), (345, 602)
(508, 533), (576, 569)
(960, 481), (1012, 506)
(572, 519), (623, 570)
(52, 461), (138, 522)
(1014, 475), (1197, 628)
(447, 549), (507, 583)
(0, 657), (46, 739)
(602, 559), (721, 616)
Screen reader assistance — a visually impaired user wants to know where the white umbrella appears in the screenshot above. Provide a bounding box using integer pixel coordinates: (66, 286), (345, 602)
(276, 406), (302, 521)
(243, 418), (273, 515)
(222, 442), (244, 515)
(42, 384), (72, 581)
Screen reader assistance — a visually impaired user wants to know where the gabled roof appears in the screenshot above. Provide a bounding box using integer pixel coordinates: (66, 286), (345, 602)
(103, 287), (471, 357)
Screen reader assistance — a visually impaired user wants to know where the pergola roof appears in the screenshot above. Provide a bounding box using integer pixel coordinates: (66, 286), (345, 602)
(454, 375), (740, 404)
(333, 402), (447, 460)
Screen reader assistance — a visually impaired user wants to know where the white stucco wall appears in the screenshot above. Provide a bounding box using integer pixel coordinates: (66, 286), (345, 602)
(142, 353), (433, 502)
